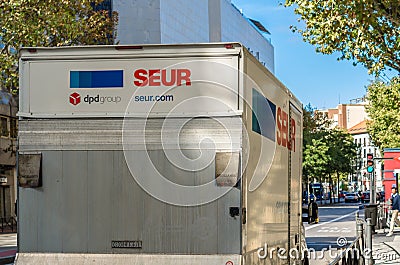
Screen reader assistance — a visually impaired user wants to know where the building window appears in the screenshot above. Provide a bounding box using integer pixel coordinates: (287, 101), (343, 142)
(363, 149), (366, 158)
(363, 137), (366, 147)
(0, 117), (8, 137)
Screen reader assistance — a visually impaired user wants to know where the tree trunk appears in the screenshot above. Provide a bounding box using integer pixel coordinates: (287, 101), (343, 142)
(336, 172), (340, 203)
(319, 176), (323, 205)
(329, 174), (333, 204)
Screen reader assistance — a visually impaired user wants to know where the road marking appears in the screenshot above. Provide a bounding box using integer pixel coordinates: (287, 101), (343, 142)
(316, 227), (352, 233)
(305, 209), (359, 231)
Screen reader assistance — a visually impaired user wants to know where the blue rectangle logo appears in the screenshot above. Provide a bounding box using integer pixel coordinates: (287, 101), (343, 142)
(252, 88), (276, 141)
(70, 70), (123, 88)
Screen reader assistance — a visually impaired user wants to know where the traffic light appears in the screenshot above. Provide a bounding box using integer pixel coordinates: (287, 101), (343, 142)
(367, 153), (374, 173)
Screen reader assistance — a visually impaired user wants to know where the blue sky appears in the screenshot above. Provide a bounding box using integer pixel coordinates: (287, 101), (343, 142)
(231, 0), (383, 109)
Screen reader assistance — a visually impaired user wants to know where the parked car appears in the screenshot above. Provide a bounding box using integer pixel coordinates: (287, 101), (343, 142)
(345, 192), (359, 203)
(302, 192), (316, 203)
(339, 191), (348, 199)
(361, 191), (370, 203)
(361, 191), (383, 203)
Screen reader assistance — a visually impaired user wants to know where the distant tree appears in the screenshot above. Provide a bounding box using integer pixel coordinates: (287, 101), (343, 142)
(303, 138), (330, 183)
(302, 104), (331, 200)
(285, 0), (400, 75)
(303, 104), (316, 137)
(326, 129), (357, 202)
(303, 105), (357, 203)
(366, 77), (400, 149)
(303, 104), (320, 182)
(329, 129), (357, 178)
(0, 0), (118, 93)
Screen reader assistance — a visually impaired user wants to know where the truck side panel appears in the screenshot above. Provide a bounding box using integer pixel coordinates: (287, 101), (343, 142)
(18, 118), (242, 255)
(289, 103), (303, 263)
(241, 50), (303, 265)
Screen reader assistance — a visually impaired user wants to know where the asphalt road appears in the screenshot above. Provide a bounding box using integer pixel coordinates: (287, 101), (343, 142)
(304, 202), (362, 264)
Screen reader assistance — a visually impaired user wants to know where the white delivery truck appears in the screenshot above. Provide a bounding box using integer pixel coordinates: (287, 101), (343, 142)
(17, 43), (306, 265)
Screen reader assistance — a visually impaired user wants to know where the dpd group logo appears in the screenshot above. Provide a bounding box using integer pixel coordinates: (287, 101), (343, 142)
(69, 92), (81, 106)
(69, 92), (122, 106)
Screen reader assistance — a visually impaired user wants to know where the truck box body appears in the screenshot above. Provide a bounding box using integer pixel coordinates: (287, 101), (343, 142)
(17, 43), (304, 264)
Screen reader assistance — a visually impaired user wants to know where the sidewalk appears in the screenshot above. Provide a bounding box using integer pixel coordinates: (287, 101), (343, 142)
(373, 229), (400, 264)
(0, 233), (17, 264)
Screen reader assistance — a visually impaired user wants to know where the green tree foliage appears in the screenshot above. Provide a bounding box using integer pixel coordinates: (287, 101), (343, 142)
(327, 129), (357, 176)
(327, 129), (357, 203)
(302, 104), (332, 181)
(303, 138), (330, 180)
(285, 0), (400, 75)
(366, 77), (400, 149)
(0, 0), (118, 93)
(304, 129), (356, 179)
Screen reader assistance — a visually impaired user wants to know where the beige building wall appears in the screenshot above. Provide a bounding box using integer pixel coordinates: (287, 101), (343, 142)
(318, 103), (368, 130)
(340, 104), (368, 130)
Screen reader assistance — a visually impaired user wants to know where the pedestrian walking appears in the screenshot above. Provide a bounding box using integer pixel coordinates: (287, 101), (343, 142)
(387, 187), (400, 236)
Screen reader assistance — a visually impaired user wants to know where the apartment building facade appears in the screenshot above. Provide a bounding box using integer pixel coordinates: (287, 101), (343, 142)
(348, 120), (382, 192)
(318, 98), (382, 192)
(0, 91), (17, 221)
